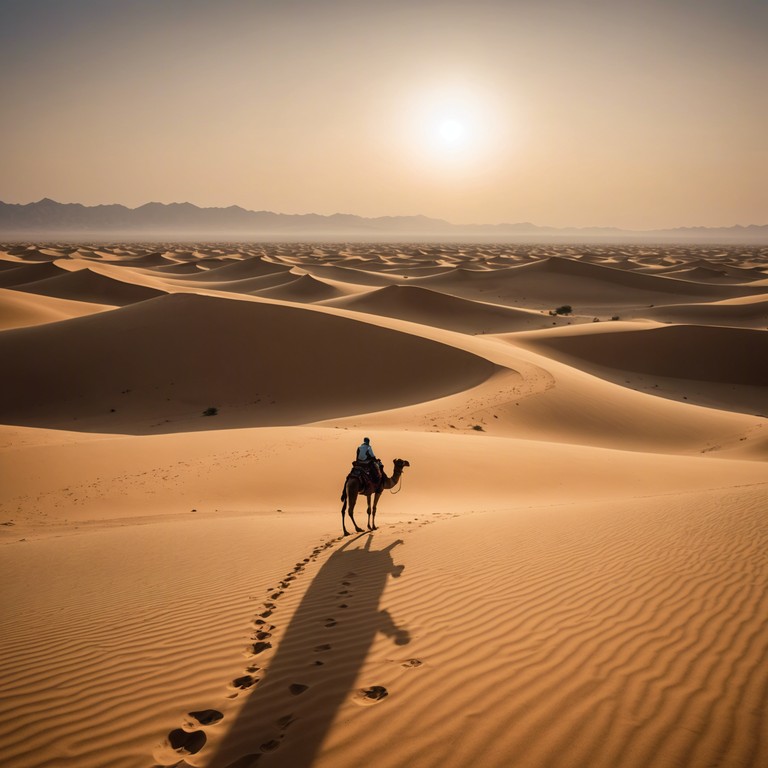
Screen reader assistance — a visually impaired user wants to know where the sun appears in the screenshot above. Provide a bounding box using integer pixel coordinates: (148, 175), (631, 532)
(397, 79), (514, 174)
(402, 84), (493, 166)
(436, 118), (466, 148)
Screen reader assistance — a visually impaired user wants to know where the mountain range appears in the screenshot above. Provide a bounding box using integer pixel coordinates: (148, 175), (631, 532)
(1, 198), (766, 242)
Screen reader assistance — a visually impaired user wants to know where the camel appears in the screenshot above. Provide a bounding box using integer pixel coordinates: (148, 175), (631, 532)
(340, 458), (410, 536)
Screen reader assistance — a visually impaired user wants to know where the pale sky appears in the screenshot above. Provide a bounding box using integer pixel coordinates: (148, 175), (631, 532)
(1, 0), (765, 229)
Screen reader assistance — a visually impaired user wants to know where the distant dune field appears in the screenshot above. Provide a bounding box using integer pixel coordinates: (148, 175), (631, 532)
(1, 241), (766, 768)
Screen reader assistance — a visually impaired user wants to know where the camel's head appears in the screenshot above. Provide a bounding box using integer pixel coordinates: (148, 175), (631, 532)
(394, 458), (410, 469)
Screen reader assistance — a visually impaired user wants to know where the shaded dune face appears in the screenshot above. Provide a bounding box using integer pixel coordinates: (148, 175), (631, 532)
(639, 298), (768, 328)
(10, 267), (167, 305)
(0, 292), (498, 433)
(158, 255), (293, 282)
(523, 325), (768, 387)
(410, 255), (759, 307)
(163, 270), (301, 295)
(251, 273), (348, 301)
(517, 324), (768, 416)
(0, 260), (67, 287)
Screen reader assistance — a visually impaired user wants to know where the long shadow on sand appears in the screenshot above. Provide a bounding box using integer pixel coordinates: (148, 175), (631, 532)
(204, 534), (408, 768)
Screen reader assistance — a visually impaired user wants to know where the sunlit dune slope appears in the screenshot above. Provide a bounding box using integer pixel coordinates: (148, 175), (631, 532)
(11, 266), (167, 305)
(0, 287), (112, 330)
(147, 261), (207, 274)
(0, 292), (498, 433)
(324, 284), (558, 333)
(324, 343), (765, 457)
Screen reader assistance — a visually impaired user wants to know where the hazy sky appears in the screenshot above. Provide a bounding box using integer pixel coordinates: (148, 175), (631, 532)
(1, 0), (765, 229)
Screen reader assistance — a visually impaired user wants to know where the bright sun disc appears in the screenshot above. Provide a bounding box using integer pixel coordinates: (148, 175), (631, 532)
(400, 80), (514, 171)
(438, 118), (464, 144)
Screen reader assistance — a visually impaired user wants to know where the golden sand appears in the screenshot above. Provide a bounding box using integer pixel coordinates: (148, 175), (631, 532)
(0, 241), (766, 768)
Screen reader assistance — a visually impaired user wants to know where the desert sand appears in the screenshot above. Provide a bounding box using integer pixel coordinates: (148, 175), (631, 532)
(0, 241), (766, 768)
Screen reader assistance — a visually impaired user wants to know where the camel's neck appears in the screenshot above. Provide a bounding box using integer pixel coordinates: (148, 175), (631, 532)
(382, 463), (402, 490)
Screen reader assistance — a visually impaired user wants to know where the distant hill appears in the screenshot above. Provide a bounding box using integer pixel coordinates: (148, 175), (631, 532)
(1, 198), (766, 242)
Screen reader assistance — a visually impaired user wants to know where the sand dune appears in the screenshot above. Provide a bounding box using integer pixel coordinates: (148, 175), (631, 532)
(148, 260), (211, 274)
(381, 265), (457, 277)
(0, 287), (112, 330)
(107, 251), (176, 268)
(1, 425), (766, 768)
(0, 259), (68, 287)
(0, 292), (497, 432)
(1, 241), (766, 768)
(0, 258), (27, 270)
(161, 269), (302, 295)
(251, 273), (351, 302)
(411, 255), (760, 309)
(0, 246), (59, 261)
(663, 265), (756, 283)
(10, 266), (167, 305)
(516, 323), (768, 415)
(165, 255), (294, 282)
(636, 295), (768, 328)
(518, 323), (767, 386)
(300, 263), (402, 287)
(325, 284), (559, 333)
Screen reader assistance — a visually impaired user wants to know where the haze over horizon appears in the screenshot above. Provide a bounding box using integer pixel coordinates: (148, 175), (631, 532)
(1, 0), (765, 231)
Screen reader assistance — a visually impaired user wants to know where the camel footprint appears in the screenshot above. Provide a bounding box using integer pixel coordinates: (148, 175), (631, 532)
(154, 728), (207, 764)
(353, 685), (389, 706)
(185, 709), (224, 727)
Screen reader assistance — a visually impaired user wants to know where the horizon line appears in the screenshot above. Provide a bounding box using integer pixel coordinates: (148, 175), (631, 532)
(2, 197), (766, 233)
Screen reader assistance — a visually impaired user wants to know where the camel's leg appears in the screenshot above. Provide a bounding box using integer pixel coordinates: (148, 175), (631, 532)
(341, 484), (350, 536)
(346, 489), (364, 535)
(369, 491), (382, 530)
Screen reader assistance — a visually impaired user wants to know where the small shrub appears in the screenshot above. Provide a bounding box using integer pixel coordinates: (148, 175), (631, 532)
(203, 406), (218, 417)
(471, 424), (485, 431)
(611, 315), (620, 321)
(549, 305), (573, 315)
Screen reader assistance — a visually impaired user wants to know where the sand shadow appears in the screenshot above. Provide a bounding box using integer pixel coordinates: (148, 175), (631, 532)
(203, 534), (408, 768)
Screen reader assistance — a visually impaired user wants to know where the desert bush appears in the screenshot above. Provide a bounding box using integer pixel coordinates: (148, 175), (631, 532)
(549, 305), (573, 316)
(203, 406), (218, 416)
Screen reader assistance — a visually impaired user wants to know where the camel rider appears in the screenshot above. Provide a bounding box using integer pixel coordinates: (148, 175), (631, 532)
(356, 437), (382, 484)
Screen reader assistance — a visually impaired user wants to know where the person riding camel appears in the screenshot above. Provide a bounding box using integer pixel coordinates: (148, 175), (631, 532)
(356, 437), (382, 486)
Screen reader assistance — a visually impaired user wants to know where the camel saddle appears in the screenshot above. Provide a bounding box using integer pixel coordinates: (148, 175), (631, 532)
(349, 459), (382, 494)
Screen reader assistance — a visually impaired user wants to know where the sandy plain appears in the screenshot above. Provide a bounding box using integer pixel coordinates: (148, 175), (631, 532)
(0, 241), (766, 768)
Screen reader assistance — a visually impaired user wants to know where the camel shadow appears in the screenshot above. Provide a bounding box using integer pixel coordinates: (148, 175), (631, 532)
(205, 534), (408, 768)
